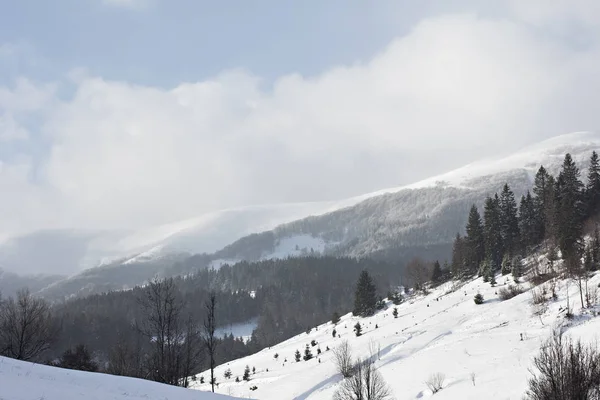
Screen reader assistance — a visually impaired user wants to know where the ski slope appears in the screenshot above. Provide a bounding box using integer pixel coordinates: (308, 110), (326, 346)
(192, 268), (600, 399)
(0, 355), (240, 400)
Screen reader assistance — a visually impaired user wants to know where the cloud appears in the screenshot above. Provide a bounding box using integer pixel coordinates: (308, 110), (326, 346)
(2, 8), (600, 244)
(101, 0), (153, 9)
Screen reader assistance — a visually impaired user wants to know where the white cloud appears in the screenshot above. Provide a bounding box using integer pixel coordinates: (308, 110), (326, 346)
(3, 9), (600, 240)
(101, 0), (153, 9)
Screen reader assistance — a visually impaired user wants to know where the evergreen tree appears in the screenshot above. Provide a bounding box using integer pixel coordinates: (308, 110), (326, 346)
(481, 258), (492, 283)
(294, 350), (301, 363)
(451, 233), (466, 278)
(519, 191), (539, 250)
(584, 245), (594, 272)
(353, 270), (377, 317)
(592, 225), (600, 270)
(586, 151), (600, 218)
(465, 204), (485, 274)
(483, 195), (504, 271)
(243, 365), (251, 380)
(532, 166), (552, 241)
(556, 154), (585, 267)
(499, 184), (521, 257)
(431, 261), (443, 283)
(392, 307), (398, 318)
(544, 174), (558, 242)
(501, 254), (512, 275)
(354, 322), (362, 337)
(303, 344), (313, 361)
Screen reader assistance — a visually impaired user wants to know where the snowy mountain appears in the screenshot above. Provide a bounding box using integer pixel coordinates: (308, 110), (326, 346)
(0, 354), (240, 400)
(190, 265), (600, 399)
(7, 131), (600, 299)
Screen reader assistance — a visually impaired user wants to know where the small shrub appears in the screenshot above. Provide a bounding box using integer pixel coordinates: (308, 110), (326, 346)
(332, 329), (337, 338)
(250, 385), (258, 391)
(474, 293), (484, 305)
(274, 353), (279, 360)
(235, 376), (240, 383)
(311, 339), (318, 347)
(200, 376), (205, 384)
(498, 284), (524, 301)
(425, 372), (446, 394)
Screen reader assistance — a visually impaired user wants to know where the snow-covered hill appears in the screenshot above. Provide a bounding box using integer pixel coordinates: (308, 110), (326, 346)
(6, 131), (600, 299)
(192, 269), (600, 400)
(0, 355), (240, 400)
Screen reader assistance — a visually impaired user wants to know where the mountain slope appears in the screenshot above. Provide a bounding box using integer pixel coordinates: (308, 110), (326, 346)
(0, 355), (240, 400)
(22, 131), (600, 299)
(191, 269), (600, 399)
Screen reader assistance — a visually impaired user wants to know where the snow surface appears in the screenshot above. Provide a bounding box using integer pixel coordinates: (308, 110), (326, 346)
(192, 269), (600, 399)
(0, 355), (240, 400)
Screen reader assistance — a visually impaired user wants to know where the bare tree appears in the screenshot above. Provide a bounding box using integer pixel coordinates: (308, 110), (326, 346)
(405, 258), (433, 293)
(527, 331), (600, 400)
(334, 358), (392, 400)
(333, 340), (354, 378)
(425, 372), (446, 394)
(0, 289), (56, 361)
(203, 292), (218, 392)
(138, 277), (186, 386)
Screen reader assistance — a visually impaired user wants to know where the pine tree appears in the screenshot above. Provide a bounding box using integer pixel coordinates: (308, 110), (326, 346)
(501, 254), (512, 275)
(592, 225), (600, 271)
(451, 233), (466, 278)
(481, 258), (491, 283)
(243, 365), (251, 380)
(586, 151), (600, 219)
(431, 260), (443, 283)
(353, 270), (377, 317)
(303, 344), (313, 361)
(532, 166), (552, 241)
(354, 322), (362, 337)
(556, 154), (585, 267)
(465, 204), (485, 274)
(294, 350), (301, 362)
(392, 307), (398, 318)
(500, 184), (521, 257)
(519, 192), (539, 250)
(483, 195), (504, 271)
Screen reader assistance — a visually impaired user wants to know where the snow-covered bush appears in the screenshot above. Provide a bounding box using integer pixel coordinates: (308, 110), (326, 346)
(425, 372), (446, 394)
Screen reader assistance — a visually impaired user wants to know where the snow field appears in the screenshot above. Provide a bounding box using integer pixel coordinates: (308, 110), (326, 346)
(192, 270), (600, 400)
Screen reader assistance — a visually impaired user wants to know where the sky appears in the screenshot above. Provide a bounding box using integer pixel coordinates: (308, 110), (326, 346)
(2, 0), (600, 242)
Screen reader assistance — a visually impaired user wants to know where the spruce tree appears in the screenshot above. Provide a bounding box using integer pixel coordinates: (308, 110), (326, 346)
(591, 224), (600, 271)
(532, 166), (552, 241)
(586, 151), (600, 219)
(354, 322), (362, 337)
(303, 344), (313, 361)
(519, 192), (539, 250)
(451, 233), (466, 278)
(500, 184), (520, 257)
(392, 307), (398, 318)
(556, 154), (585, 266)
(243, 365), (251, 380)
(483, 195), (504, 271)
(353, 271), (377, 317)
(465, 204), (485, 274)
(294, 350), (301, 363)
(431, 260), (443, 283)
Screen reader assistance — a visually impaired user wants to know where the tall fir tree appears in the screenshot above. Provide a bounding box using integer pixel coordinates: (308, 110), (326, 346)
(451, 233), (466, 279)
(519, 191), (539, 250)
(431, 260), (443, 283)
(353, 270), (377, 317)
(592, 224), (600, 270)
(484, 195), (504, 271)
(532, 166), (552, 241)
(544, 174), (558, 242)
(556, 153), (585, 266)
(586, 150), (600, 219)
(465, 204), (485, 274)
(499, 184), (521, 257)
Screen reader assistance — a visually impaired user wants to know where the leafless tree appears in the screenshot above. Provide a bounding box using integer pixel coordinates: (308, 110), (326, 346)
(334, 358), (392, 400)
(526, 331), (600, 400)
(425, 372), (446, 394)
(0, 289), (57, 361)
(333, 340), (354, 378)
(203, 292), (218, 392)
(138, 277), (201, 386)
(405, 258), (433, 293)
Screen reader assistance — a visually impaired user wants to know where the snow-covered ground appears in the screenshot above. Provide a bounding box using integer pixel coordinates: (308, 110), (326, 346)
(0, 356), (240, 400)
(192, 268), (600, 399)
